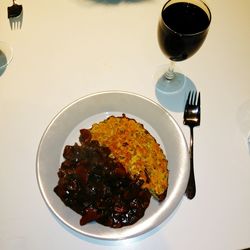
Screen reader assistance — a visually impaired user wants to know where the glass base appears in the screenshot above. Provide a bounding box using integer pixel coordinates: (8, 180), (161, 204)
(156, 72), (185, 93)
(155, 72), (197, 112)
(0, 41), (13, 76)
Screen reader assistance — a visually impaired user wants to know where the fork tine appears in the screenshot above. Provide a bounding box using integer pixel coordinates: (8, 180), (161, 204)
(189, 91), (193, 105)
(192, 91), (197, 105)
(9, 19), (12, 29)
(197, 92), (201, 107)
(186, 90), (201, 106)
(188, 91), (192, 103)
(9, 15), (22, 30)
(188, 91), (192, 102)
(190, 91), (193, 105)
(185, 91), (191, 108)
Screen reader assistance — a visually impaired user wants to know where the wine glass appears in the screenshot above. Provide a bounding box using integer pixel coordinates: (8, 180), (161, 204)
(0, 41), (13, 75)
(155, 0), (211, 111)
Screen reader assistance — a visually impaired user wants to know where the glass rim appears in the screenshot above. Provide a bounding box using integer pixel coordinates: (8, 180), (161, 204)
(160, 0), (212, 37)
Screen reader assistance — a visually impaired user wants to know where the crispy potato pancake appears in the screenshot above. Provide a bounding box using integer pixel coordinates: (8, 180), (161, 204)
(89, 114), (168, 201)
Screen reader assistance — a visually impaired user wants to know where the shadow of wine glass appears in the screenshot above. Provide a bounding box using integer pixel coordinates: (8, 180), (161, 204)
(155, 73), (197, 112)
(0, 52), (8, 76)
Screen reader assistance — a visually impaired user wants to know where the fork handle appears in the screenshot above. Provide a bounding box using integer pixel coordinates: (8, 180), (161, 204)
(186, 127), (196, 199)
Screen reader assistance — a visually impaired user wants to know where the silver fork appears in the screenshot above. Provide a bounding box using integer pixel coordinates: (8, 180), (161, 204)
(183, 91), (201, 199)
(8, 0), (23, 30)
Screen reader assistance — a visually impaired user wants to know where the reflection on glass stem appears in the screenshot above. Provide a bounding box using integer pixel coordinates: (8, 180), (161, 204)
(164, 61), (175, 80)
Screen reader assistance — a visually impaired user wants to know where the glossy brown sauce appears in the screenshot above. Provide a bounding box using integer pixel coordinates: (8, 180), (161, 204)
(54, 129), (151, 228)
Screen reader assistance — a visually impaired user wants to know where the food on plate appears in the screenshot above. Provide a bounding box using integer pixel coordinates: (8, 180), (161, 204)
(54, 114), (168, 228)
(54, 130), (151, 228)
(88, 114), (169, 201)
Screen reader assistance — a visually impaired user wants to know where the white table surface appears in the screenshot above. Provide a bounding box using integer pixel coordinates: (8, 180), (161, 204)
(0, 0), (250, 249)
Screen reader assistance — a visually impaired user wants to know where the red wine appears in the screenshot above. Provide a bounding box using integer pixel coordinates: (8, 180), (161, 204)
(158, 2), (210, 61)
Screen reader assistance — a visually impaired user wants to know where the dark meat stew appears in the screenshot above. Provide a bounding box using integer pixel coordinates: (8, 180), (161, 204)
(54, 129), (151, 228)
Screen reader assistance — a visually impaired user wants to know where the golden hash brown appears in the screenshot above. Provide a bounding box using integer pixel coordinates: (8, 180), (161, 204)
(89, 114), (169, 201)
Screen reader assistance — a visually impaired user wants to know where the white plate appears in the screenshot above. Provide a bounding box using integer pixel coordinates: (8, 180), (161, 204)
(36, 91), (189, 240)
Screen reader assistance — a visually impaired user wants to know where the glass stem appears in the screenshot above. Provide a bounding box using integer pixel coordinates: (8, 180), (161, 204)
(164, 61), (175, 80)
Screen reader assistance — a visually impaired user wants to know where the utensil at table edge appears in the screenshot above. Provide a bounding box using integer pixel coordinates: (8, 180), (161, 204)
(183, 91), (201, 199)
(8, 0), (23, 30)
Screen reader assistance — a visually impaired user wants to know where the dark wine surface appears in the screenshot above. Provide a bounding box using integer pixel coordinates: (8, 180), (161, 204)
(158, 2), (210, 61)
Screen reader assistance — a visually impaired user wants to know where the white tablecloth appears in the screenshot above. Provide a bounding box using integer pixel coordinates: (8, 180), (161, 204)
(0, 0), (249, 249)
